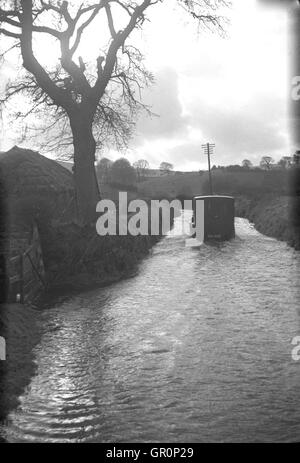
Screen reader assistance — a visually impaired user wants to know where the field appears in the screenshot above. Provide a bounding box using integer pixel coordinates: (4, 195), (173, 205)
(137, 169), (291, 200)
(137, 172), (206, 199)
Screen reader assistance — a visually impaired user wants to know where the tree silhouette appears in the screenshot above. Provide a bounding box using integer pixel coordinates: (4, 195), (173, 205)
(110, 157), (136, 187)
(160, 161), (174, 174)
(260, 156), (275, 170)
(0, 0), (229, 222)
(242, 159), (252, 169)
(277, 156), (292, 169)
(133, 159), (149, 181)
(96, 157), (113, 183)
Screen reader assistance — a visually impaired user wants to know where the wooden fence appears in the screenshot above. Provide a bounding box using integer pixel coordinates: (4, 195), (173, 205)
(7, 223), (46, 304)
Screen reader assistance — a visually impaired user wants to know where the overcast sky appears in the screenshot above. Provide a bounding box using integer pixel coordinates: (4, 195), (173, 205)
(0, 0), (292, 170)
(126, 0), (291, 170)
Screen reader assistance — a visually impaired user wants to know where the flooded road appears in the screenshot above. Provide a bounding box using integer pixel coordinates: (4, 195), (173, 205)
(1, 214), (300, 442)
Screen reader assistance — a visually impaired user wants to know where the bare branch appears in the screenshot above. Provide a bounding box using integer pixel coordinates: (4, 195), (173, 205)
(1, 0), (230, 164)
(19, 0), (74, 111)
(40, 0), (73, 26)
(92, 0), (153, 105)
(0, 27), (20, 38)
(69, 2), (104, 56)
(104, 1), (117, 38)
(60, 35), (92, 96)
(0, 5), (63, 38)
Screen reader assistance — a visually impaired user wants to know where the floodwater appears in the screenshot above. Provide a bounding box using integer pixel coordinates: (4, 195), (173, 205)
(1, 213), (300, 442)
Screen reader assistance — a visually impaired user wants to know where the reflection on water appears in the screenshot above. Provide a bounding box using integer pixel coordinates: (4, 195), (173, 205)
(1, 214), (300, 442)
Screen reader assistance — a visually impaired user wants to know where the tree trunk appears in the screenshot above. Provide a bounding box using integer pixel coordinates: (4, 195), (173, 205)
(70, 118), (100, 224)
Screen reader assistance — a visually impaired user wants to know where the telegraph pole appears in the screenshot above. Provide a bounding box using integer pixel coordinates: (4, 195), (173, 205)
(201, 142), (215, 195)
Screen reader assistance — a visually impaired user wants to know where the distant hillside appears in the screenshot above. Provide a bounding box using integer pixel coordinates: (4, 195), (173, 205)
(137, 169), (291, 200)
(99, 182), (138, 202)
(200, 169), (290, 197)
(137, 172), (207, 199)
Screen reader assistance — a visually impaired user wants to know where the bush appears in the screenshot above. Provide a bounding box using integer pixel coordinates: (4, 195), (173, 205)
(110, 158), (137, 188)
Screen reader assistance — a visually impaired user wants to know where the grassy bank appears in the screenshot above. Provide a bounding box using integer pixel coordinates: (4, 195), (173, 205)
(235, 195), (300, 249)
(0, 304), (41, 424)
(41, 223), (162, 295)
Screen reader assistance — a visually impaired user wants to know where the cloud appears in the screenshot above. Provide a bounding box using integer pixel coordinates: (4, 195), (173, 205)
(134, 67), (189, 143)
(132, 82), (289, 169)
(189, 92), (288, 154)
(127, 0), (290, 169)
(0, 0), (290, 170)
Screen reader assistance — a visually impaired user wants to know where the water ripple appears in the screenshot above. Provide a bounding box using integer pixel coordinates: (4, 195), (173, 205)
(1, 215), (300, 442)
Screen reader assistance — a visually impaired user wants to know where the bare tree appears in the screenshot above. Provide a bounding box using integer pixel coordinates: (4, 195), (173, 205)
(242, 159), (252, 169)
(160, 161), (174, 174)
(293, 151), (300, 165)
(260, 156), (275, 170)
(133, 158), (149, 181)
(96, 156), (113, 183)
(0, 0), (229, 222)
(277, 156), (292, 169)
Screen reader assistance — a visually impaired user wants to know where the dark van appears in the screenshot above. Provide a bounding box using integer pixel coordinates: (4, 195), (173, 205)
(191, 195), (235, 241)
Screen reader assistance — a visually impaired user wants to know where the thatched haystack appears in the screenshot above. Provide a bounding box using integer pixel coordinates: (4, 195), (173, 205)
(0, 146), (76, 226)
(0, 147), (77, 302)
(0, 146), (74, 195)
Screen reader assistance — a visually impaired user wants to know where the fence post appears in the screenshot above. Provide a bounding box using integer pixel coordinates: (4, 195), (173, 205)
(20, 252), (24, 304)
